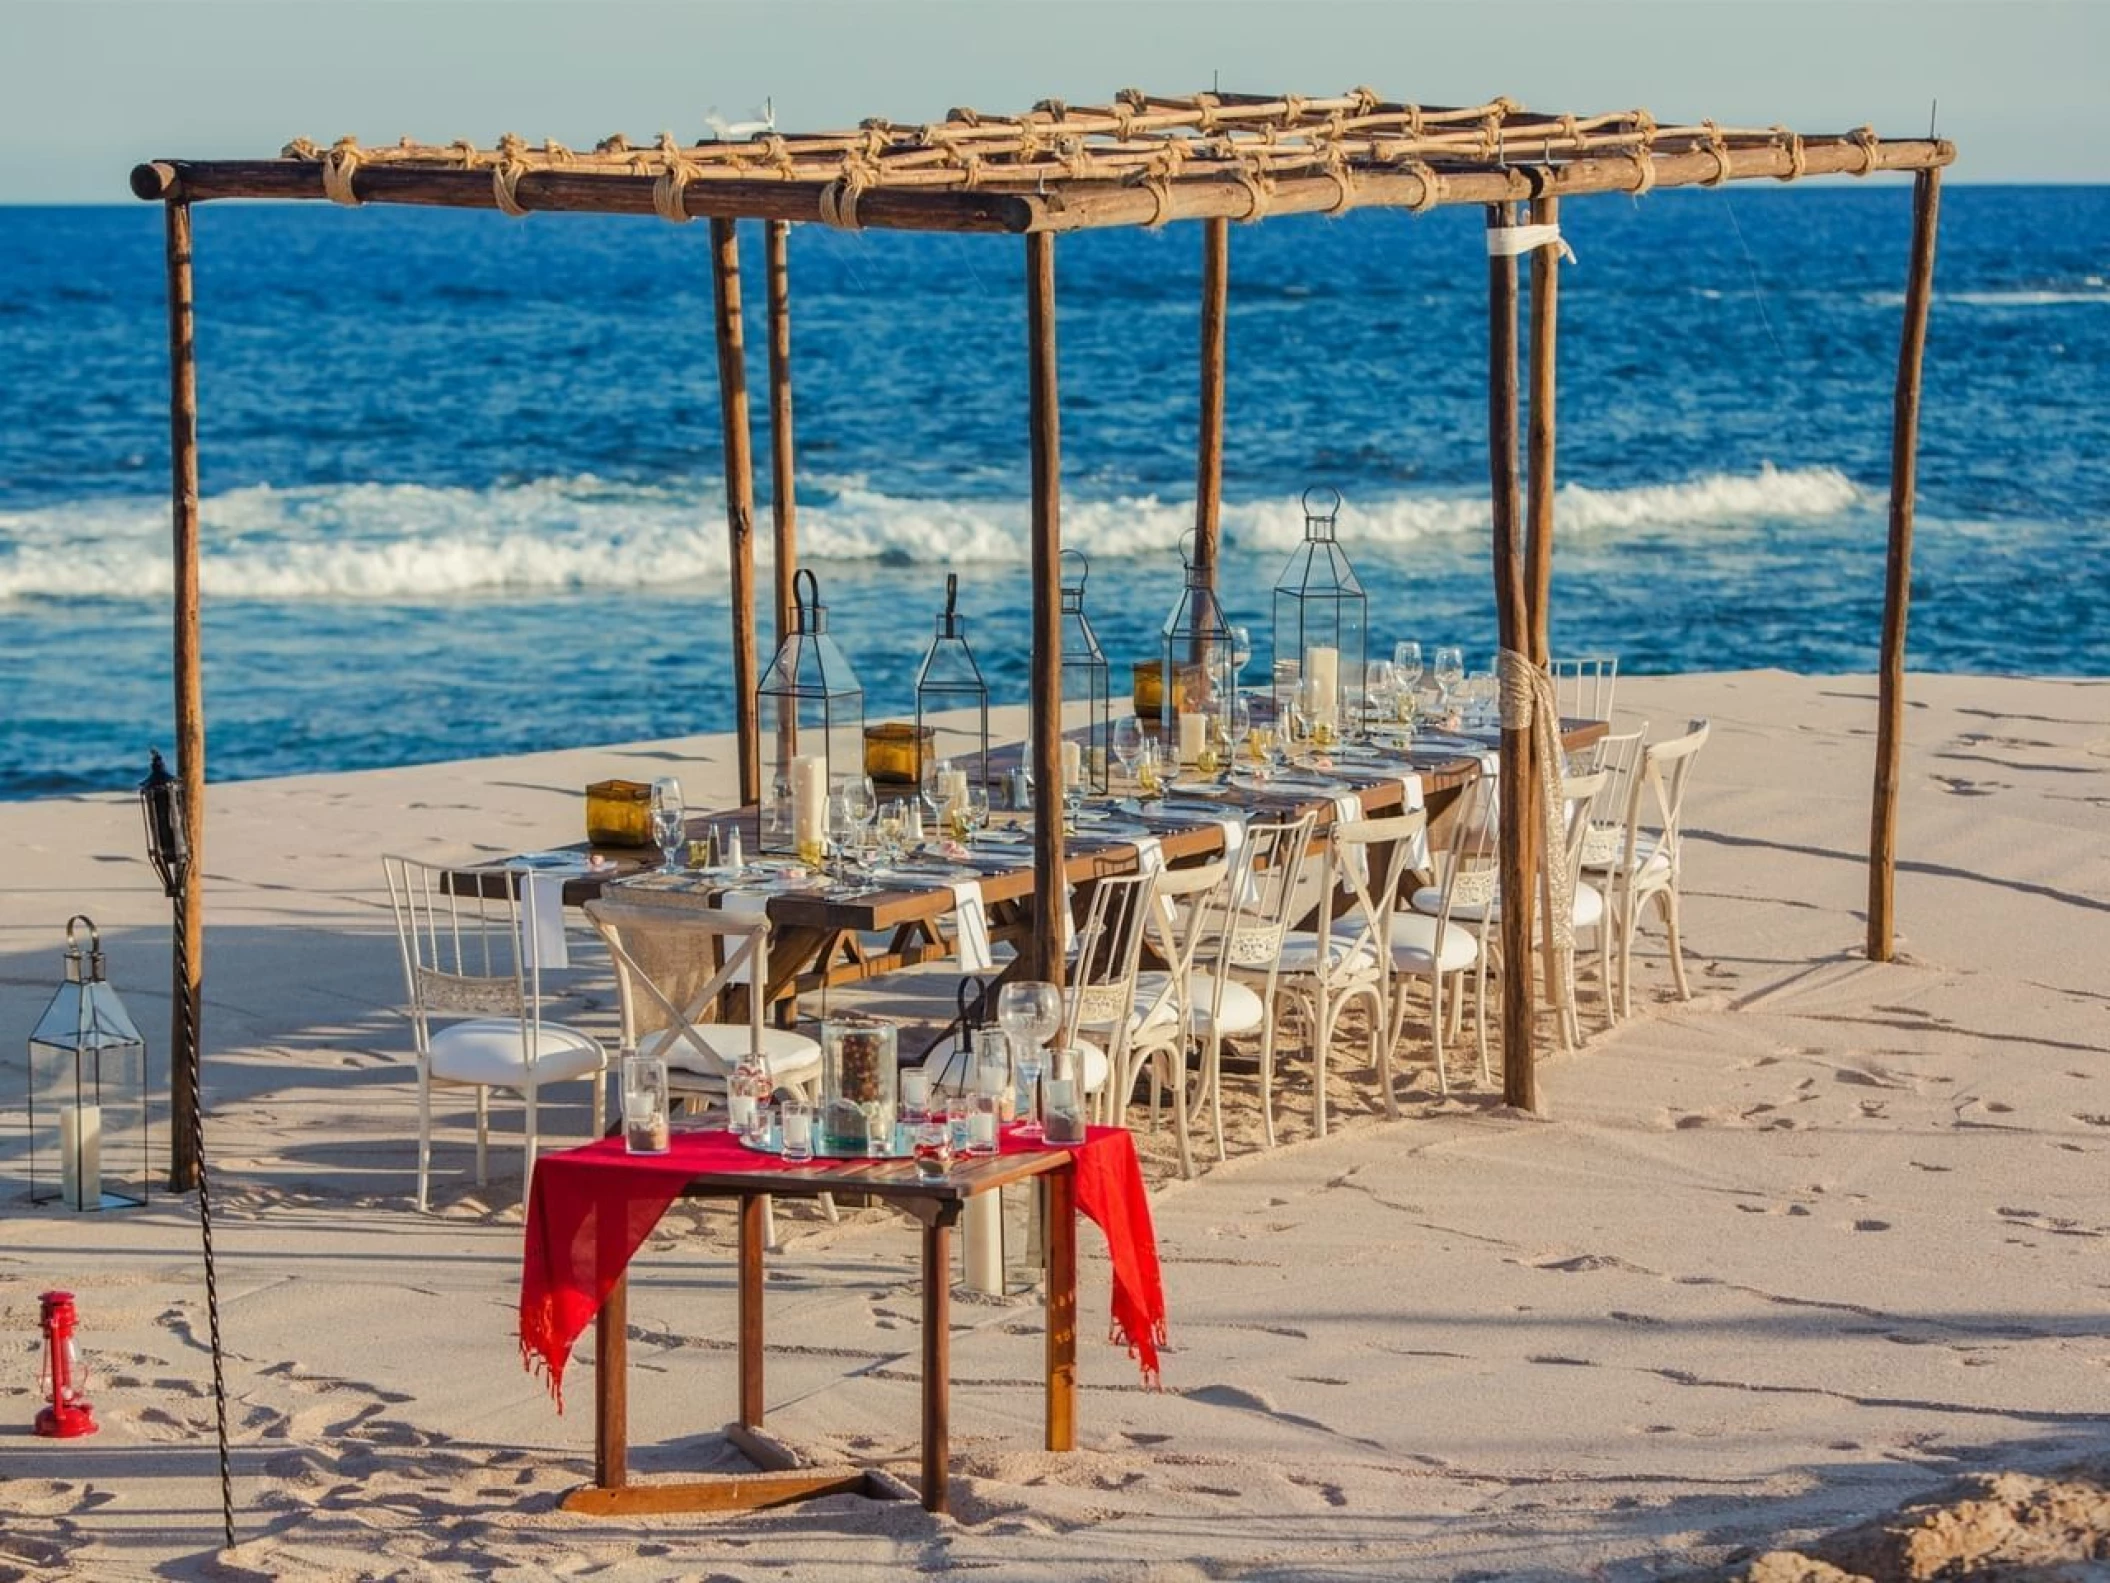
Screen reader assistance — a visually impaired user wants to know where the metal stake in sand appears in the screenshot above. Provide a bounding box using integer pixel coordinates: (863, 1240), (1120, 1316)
(141, 750), (235, 1550)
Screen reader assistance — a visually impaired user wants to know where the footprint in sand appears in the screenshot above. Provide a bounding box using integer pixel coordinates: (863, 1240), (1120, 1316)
(1852, 1219), (1892, 1232)
(1931, 774), (2001, 796)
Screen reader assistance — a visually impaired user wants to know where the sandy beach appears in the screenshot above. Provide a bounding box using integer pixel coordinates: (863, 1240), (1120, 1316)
(3, 668), (2106, 1581)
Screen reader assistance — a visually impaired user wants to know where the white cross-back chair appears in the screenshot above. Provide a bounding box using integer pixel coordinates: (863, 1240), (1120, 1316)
(1552, 654), (1619, 730)
(383, 855), (608, 1212)
(1058, 868), (1161, 1123)
(1387, 775), (1495, 1095)
(1274, 810), (1427, 1137)
(1204, 812), (1318, 1163)
(584, 897), (828, 1245)
(1589, 719), (1710, 1016)
(1579, 723), (1649, 872)
(1123, 858), (1231, 1181)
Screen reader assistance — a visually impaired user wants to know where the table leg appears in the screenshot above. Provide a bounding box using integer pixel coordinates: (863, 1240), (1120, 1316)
(920, 1217), (952, 1514)
(594, 1275), (629, 1489)
(739, 1192), (765, 1430)
(1044, 1166), (1077, 1453)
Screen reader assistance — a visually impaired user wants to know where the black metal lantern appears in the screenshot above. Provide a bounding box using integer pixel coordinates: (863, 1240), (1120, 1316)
(1159, 531), (1237, 761)
(28, 917), (150, 1211)
(1058, 550), (1111, 792)
(758, 568), (865, 855)
(914, 574), (992, 794)
(139, 748), (188, 897)
(1272, 485), (1368, 735)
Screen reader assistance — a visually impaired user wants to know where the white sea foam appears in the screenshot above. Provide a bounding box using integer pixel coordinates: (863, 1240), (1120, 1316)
(0, 465), (1870, 604)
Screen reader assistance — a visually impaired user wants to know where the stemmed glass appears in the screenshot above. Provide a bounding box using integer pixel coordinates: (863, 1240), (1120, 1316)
(823, 787), (852, 876)
(997, 980), (1063, 1141)
(649, 777), (686, 874)
(963, 785), (992, 852)
(1433, 646), (1466, 716)
(877, 799), (908, 865)
(1112, 715), (1146, 787)
(1229, 625), (1253, 695)
(839, 774), (877, 867)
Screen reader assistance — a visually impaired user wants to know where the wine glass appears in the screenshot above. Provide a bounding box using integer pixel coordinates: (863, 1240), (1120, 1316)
(649, 777), (685, 874)
(1112, 715), (1146, 785)
(963, 784), (991, 851)
(876, 799), (907, 865)
(840, 774), (877, 864)
(1433, 646), (1466, 714)
(997, 980), (1063, 1140)
(1393, 641), (1424, 693)
(1229, 625), (1253, 691)
(823, 788), (852, 875)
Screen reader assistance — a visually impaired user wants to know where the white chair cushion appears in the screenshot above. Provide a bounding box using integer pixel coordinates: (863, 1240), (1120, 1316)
(1388, 913), (1480, 974)
(1416, 884), (1605, 930)
(1056, 1037), (1112, 1095)
(660, 1024), (822, 1084)
(426, 1018), (604, 1088)
(1573, 880), (1605, 928)
(1132, 971), (1267, 1037)
(1276, 929), (1382, 975)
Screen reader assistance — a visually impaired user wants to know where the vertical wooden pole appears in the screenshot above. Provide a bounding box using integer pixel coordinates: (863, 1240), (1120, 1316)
(165, 197), (205, 1192)
(1193, 217), (1228, 591)
(710, 218), (762, 806)
(1486, 202), (1539, 1113)
(1869, 169), (1942, 962)
(737, 1192), (766, 1430)
(1524, 194), (1562, 1013)
(1026, 232), (1067, 987)
(764, 220), (799, 651)
(919, 1218), (953, 1513)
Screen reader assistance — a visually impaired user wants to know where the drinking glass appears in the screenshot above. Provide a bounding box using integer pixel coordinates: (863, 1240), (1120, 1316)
(912, 1114), (954, 1179)
(778, 1097), (813, 1162)
(1012, 1038), (1046, 1141)
(1393, 641), (1424, 693)
(1229, 625), (1253, 688)
(963, 785), (992, 850)
(649, 777), (686, 874)
(840, 774), (877, 861)
(996, 981), (1062, 1140)
(1433, 646), (1466, 713)
(877, 800), (907, 864)
(1112, 715), (1146, 785)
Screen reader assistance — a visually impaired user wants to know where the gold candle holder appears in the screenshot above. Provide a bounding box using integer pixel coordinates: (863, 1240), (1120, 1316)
(863, 722), (933, 787)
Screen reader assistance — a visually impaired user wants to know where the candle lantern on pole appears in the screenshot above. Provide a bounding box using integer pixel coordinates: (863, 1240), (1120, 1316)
(757, 568), (865, 856)
(1272, 486), (1368, 738)
(1057, 549), (1111, 792)
(914, 573), (992, 794)
(27, 917), (150, 1212)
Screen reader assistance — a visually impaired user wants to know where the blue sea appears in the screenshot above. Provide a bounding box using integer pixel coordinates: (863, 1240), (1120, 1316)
(2, 184), (2105, 798)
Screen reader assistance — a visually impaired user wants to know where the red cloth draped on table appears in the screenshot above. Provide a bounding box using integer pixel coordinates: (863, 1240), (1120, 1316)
(518, 1125), (1166, 1407)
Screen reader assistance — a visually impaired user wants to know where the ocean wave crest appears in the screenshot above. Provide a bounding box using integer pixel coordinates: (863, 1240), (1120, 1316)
(0, 465), (1869, 603)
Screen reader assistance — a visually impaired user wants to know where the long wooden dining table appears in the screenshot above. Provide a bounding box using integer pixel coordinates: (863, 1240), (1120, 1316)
(486, 723), (1604, 1029)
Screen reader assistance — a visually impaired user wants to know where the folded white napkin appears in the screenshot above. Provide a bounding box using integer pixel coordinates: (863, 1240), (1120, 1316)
(715, 888), (772, 985)
(521, 872), (570, 972)
(1214, 815), (1261, 905)
(1398, 773), (1431, 869)
(1133, 835), (1165, 874)
(950, 879), (994, 972)
(1331, 793), (1368, 887)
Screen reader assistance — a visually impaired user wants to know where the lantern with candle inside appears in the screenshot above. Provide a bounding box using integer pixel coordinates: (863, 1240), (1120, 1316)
(1158, 530), (1237, 750)
(913, 573), (992, 794)
(1272, 485), (1368, 737)
(758, 568), (865, 856)
(27, 917), (150, 1211)
(1054, 550), (1111, 791)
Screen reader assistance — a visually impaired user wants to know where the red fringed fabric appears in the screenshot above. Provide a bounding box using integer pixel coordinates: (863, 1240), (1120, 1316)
(518, 1125), (1167, 1407)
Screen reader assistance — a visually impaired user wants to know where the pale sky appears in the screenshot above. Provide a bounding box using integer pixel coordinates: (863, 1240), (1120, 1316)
(0, 0), (2102, 202)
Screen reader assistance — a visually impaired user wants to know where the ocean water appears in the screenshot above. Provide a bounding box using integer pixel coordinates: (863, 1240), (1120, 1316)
(1, 184), (2105, 797)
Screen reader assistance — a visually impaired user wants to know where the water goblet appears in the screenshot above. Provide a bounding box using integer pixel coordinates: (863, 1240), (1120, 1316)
(997, 980), (1062, 1141)
(1112, 715), (1146, 786)
(1393, 641), (1424, 695)
(1229, 624), (1253, 688)
(1433, 646), (1466, 715)
(649, 777), (686, 874)
(963, 785), (991, 851)
(1012, 1039), (1046, 1141)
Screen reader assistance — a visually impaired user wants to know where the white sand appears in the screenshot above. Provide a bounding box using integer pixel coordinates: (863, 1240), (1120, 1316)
(2, 671), (2106, 1581)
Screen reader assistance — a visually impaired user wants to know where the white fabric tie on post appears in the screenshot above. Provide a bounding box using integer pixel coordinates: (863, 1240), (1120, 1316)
(520, 872), (570, 972)
(1496, 647), (1576, 951)
(950, 880), (994, 972)
(1485, 223), (1577, 264)
(715, 889), (772, 985)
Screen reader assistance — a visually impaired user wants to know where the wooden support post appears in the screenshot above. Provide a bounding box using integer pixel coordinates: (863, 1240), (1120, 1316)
(164, 198), (205, 1192)
(1525, 194), (1562, 1015)
(710, 218), (762, 806)
(1194, 216), (1228, 590)
(765, 220), (799, 651)
(920, 1218), (952, 1514)
(1026, 231), (1066, 986)
(738, 1192), (766, 1430)
(1486, 203), (1539, 1113)
(1869, 169), (1942, 962)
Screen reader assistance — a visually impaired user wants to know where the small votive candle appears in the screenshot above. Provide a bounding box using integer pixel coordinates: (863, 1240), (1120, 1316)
(780, 1105), (813, 1158)
(899, 1066), (929, 1117)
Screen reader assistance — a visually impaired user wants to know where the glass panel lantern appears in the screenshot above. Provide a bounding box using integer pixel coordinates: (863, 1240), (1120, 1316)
(1159, 531), (1237, 760)
(1058, 550), (1111, 792)
(28, 917), (149, 1211)
(758, 568), (865, 855)
(913, 573), (992, 793)
(1272, 485), (1368, 738)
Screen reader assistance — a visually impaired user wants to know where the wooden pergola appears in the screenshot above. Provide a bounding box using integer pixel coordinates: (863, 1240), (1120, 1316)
(132, 89), (1953, 1184)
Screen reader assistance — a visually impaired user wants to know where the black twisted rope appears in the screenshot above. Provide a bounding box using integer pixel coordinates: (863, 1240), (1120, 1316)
(174, 918), (233, 1550)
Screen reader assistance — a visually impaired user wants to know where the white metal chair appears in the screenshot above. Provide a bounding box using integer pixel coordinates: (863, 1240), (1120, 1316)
(1202, 812), (1317, 1161)
(383, 855), (608, 1212)
(1058, 868), (1162, 1123)
(1579, 723), (1649, 870)
(1387, 775), (1495, 1095)
(1124, 858), (1232, 1181)
(1551, 654), (1619, 728)
(1588, 719), (1711, 1016)
(1274, 810), (1427, 1136)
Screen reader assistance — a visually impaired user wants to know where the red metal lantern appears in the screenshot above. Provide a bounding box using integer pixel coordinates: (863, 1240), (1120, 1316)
(33, 1290), (96, 1439)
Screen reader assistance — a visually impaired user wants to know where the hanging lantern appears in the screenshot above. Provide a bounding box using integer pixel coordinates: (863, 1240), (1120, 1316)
(28, 917), (150, 1212)
(1272, 485), (1368, 738)
(1158, 530), (1237, 763)
(913, 573), (992, 794)
(757, 568), (865, 856)
(1057, 550), (1111, 792)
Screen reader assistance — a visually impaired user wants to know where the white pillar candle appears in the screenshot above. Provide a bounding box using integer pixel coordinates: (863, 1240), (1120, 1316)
(946, 768), (970, 805)
(962, 1190), (1004, 1293)
(1305, 646), (1340, 722)
(791, 755), (827, 847)
(60, 1104), (101, 1212)
(780, 1107), (812, 1150)
(1060, 740), (1082, 789)
(899, 1067), (929, 1114)
(976, 1057), (1007, 1097)
(968, 1108), (998, 1147)
(1177, 711), (1207, 765)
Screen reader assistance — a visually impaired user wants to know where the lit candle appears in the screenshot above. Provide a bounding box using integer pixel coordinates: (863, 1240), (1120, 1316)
(1177, 711), (1207, 765)
(780, 1107), (812, 1150)
(1305, 646), (1340, 722)
(899, 1067), (929, 1115)
(791, 754), (826, 849)
(1060, 740), (1082, 789)
(59, 1104), (101, 1211)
